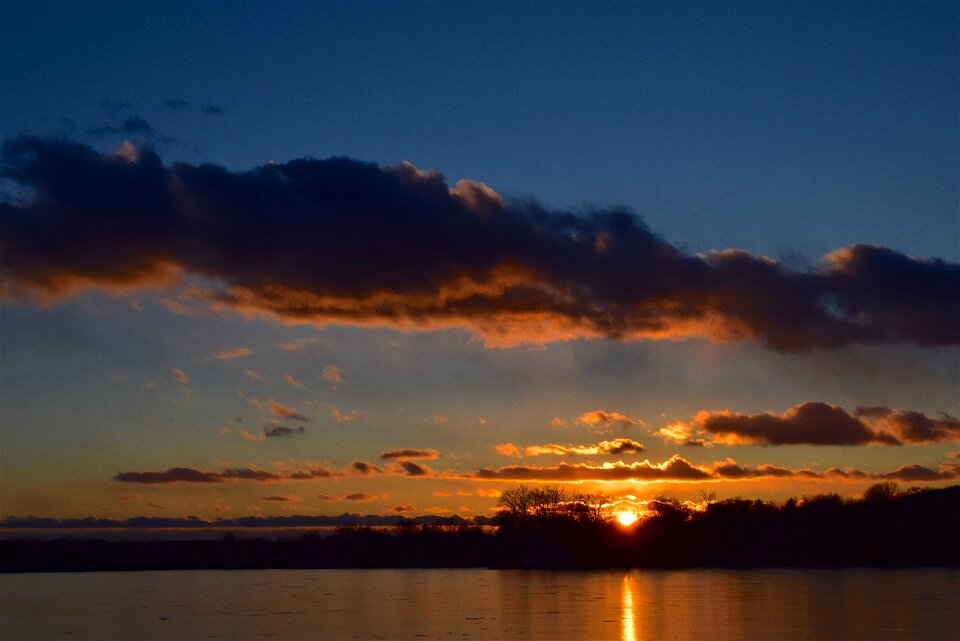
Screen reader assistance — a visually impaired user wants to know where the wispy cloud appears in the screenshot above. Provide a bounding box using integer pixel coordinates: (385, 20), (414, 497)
(172, 368), (191, 384)
(206, 347), (252, 361)
(322, 365), (342, 389)
(283, 374), (304, 389)
(380, 448), (441, 461)
(263, 425), (305, 438)
(576, 410), (645, 429)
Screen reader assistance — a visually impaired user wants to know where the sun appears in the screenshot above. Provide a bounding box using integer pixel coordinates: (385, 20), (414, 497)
(615, 510), (639, 527)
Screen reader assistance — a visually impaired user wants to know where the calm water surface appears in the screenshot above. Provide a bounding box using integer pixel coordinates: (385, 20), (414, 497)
(2, 568), (957, 640)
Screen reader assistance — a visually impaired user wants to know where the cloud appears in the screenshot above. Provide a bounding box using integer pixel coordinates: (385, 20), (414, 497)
(206, 347), (252, 361)
(495, 443), (522, 457)
(172, 368), (191, 383)
(576, 410), (645, 429)
(263, 425), (305, 438)
(472, 456), (960, 483)
(343, 492), (376, 502)
(243, 369), (264, 381)
(200, 103), (224, 115)
(262, 495), (301, 502)
(274, 337), (321, 351)
(474, 455), (712, 482)
(874, 462), (960, 482)
(331, 408), (355, 422)
(434, 415), (448, 425)
(854, 407), (960, 443)
(113, 464), (340, 484)
(262, 400), (308, 422)
(321, 365), (342, 389)
(283, 374), (304, 389)
(689, 402), (960, 446)
(380, 448), (441, 461)
(523, 438), (645, 456)
(399, 461), (432, 477)
(393, 504), (416, 512)
(240, 429), (265, 441)
(4, 137), (955, 351)
(550, 418), (566, 426)
(351, 461), (382, 476)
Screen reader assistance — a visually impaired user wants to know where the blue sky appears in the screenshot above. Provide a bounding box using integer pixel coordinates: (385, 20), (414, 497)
(1, 1), (957, 522)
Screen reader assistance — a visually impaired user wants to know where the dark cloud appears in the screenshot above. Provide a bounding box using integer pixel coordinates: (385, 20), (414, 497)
(692, 402), (960, 446)
(263, 425), (305, 438)
(2, 136), (956, 351)
(393, 504), (415, 512)
(200, 103), (224, 115)
(855, 407), (960, 443)
(351, 461), (382, 476)
(163, 98), (190, 110)
(343, 493), (376, 502)
(696, 402), (902, 446)
(712, 459), (820, 479)
(875, 462), (960, 482)
(262, 495), (299, 502)
(380, 448), (441, 461)
(113, 465), (340, 484)
(399, 461), (432, 477)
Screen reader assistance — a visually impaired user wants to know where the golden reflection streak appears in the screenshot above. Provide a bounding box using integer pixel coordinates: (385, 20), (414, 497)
(622, 574), (637, 641)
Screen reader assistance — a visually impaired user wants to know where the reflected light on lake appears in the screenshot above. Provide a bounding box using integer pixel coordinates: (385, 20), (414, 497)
(622, 574), (637, 641)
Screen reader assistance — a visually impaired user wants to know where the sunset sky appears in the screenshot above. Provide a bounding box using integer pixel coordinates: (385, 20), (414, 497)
(1, 1), (957, 526)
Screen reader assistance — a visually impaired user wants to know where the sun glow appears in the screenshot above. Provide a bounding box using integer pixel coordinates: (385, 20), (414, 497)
(616, 510), (639, 527)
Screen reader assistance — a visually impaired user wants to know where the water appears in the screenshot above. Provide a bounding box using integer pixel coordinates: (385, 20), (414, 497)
(2, 568), (957, 640)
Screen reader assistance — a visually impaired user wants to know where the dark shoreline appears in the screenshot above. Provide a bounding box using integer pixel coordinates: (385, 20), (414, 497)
(3, 485), (958, 573)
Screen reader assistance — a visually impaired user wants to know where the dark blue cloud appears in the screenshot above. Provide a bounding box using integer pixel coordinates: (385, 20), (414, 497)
(1, 136), (957, 351)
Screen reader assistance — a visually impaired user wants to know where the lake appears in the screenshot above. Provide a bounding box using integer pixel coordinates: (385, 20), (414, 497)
(2, 568), (958, 640)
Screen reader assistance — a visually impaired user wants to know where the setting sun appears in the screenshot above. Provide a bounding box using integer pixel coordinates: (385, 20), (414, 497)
(616, 510), (639, 527)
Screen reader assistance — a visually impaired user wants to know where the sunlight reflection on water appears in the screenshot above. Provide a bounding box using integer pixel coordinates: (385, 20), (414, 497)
(1, 568), (957, 640)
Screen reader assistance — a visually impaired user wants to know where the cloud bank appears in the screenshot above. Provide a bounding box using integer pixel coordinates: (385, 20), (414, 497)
(2, 136), (957, 351)
(665, 402), (960, 446)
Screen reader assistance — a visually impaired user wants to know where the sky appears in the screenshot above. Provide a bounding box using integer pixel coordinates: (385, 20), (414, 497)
(1, 1), (958, 526)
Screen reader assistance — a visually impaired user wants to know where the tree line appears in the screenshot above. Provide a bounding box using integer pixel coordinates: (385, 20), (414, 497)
(2, 483), (957, 572)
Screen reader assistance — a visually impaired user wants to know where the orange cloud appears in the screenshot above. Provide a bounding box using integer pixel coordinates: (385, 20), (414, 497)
(172, 368), (191, 383)
(322, 365), (342, 389)
(523, 438), (644, 456)
(283, 374), (304, 389)
(495, 443), (522, 457)
(207, 347), (252, 361)
(576, 410), (645, 429)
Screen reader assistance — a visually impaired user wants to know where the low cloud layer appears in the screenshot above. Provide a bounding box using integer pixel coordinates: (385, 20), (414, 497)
(3, 136), (957, 351)
(113, 465), (339, 484)
(665, 402), (960, 446)
(473, 456), (960, 483)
